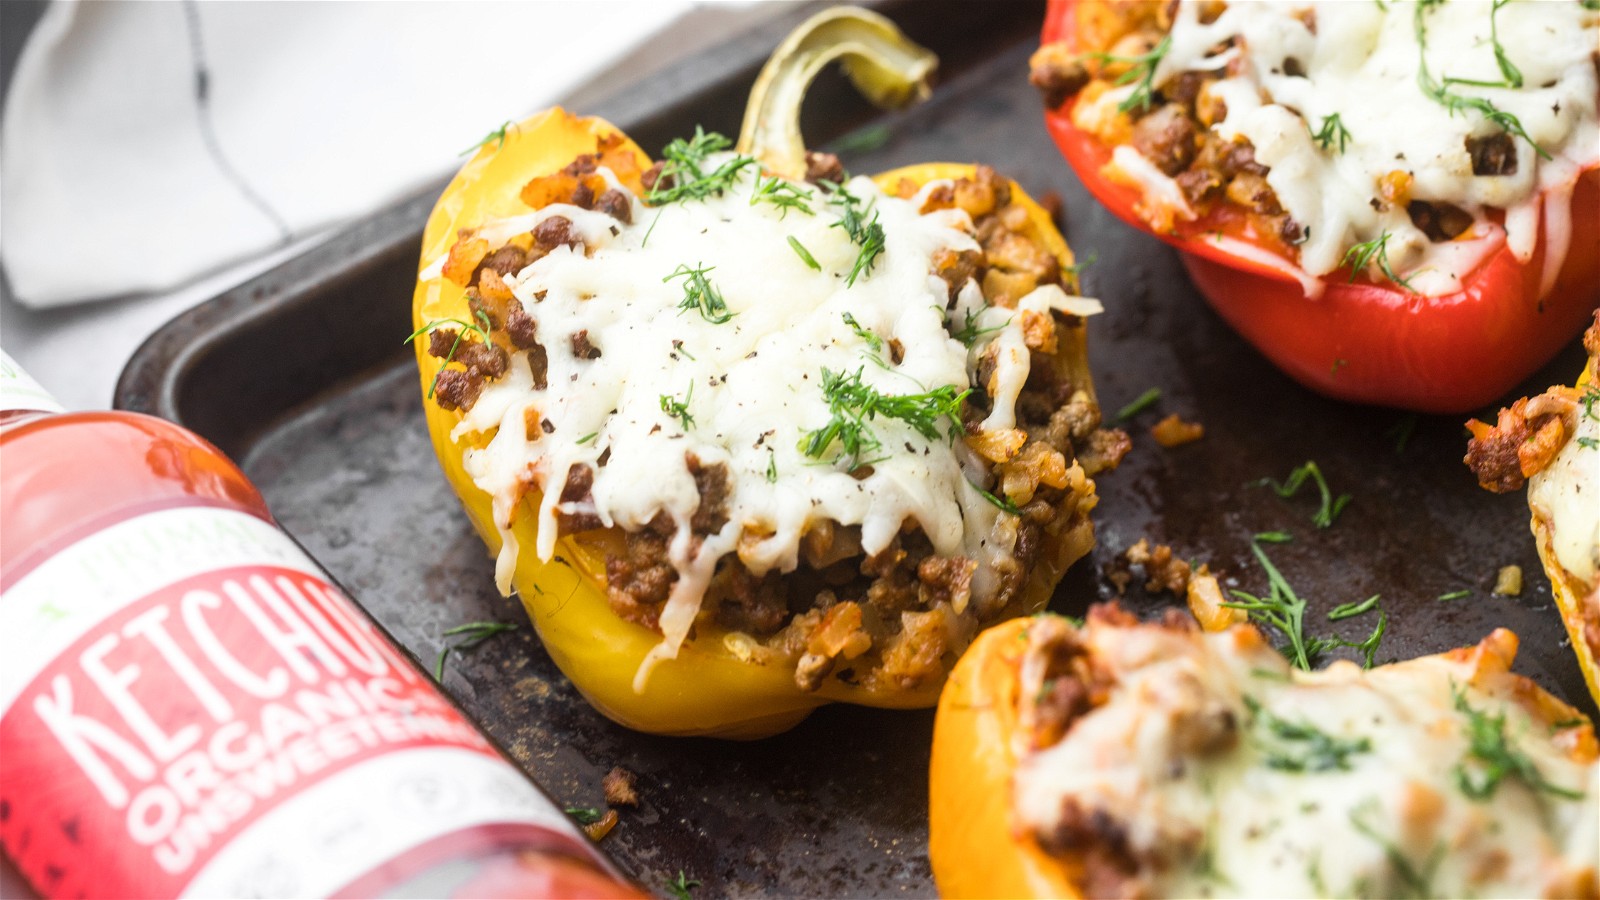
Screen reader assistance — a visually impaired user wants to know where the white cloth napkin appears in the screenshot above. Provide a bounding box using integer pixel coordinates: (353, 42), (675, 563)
(1, 0), (694, 308)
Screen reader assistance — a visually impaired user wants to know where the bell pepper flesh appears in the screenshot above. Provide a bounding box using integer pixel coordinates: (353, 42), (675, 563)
(413, 111), (1095, 737)
(929, 615), (1598, 898)
(1040, 0), (1600, 414)
(1531, 361), (1600, 708)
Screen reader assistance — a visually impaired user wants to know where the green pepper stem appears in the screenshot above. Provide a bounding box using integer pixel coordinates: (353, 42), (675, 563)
(737, 6), (937, 179)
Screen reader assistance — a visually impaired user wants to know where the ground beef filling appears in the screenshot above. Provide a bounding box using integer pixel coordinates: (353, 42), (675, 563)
(426, 147), (1126, 693)
(1029, 0), (1496, 261)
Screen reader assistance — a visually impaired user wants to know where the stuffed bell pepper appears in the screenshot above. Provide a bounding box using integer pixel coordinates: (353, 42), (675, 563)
(930, 607), (1600, 899)
(1466, 311), (1600, 707)
(1029, 0), (1600, 413)
(411, 8), (1127, 738)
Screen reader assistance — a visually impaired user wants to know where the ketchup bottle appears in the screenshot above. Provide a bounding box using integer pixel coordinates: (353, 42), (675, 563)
(0, 351), (642, 899)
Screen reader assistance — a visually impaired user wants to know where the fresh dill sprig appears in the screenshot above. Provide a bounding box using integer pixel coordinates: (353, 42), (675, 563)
(666, 263), (734, 324)
(967, 476), (1021, 516)
(660, 383), (696, 431)
(830, 123), (892, 154)
(1245, 695), (1373, 772)
(1309, 112), (1352, 153)
(800, 367), (968, 471)
(1442, 0), (1523, 90)
(788, 236), (821, 271)
(1387, 414), (1418, 455)
(460, 120), (515, 156)
(1328, 594), (1381, 621)
(1341, 231), (1414, 290)
(751, 174), (814, 217)
(405, 312), (496, 399)
(1580, 386), (1600, 422)
(1223, 541), (1320, 671)
(433, 621), (517, 680)
(648, 127), (758, 204)
(1116, 387), (1162, 421)
(565, 807), (605, 825)
(666, 871), (701, 900)
(1453, 687), (1584, 801)
(827, 184), (887, 287)
(1080, 36), (1173, 115)
(1258, 460), (1351, 528)
(1413, 0), (1549, 159)
(1349, 799), (1444, 899)
(950, 307), (1010, 347)
(842, 312), (883, 353)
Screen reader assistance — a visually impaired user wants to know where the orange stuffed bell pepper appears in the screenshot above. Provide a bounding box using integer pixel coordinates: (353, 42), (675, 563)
(1029, 0), (1600, 413)
(1467, 311), (1600, 707)
(930, 608), (1600, 898)
(410, 7), (1126, 738)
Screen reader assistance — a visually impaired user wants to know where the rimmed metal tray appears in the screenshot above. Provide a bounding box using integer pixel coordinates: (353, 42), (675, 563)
(116, 1), (1596, 894)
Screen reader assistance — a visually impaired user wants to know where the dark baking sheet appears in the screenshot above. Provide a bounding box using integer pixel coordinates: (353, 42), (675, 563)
(116, 1), (1597, 896)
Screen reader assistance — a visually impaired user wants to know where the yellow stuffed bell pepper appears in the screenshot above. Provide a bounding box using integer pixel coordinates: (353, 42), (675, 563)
(411, 8), (1123, 738)
(930, 610), (1599, 899)
(1467, 311), (1600, 708)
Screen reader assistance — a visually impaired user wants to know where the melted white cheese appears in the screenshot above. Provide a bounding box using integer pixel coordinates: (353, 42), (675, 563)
(1529, 399), (1600, 591)
(453, 161), (1076, 685)
(1087, 0), (1600, 295)
(1013, 623), (1600, 898)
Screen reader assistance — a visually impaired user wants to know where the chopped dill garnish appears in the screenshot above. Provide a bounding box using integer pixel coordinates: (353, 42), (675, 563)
(1341, 231), (1414, 290)
(967, 476), (1021, 516)
(1254, 531), (1295, 544)
(1079, 36), (1173, 115)
(1309, 112), (1352, 153)
(788, 236), (821, 271)
(800, 367), (967, 471)
(1223, 541), (1320, 671)
(1257, 460), (1351, 528)
(751, 174), (814, 217)
(1224, 541), (1386, 670)
(660, 383), (696, 431)
(565, 807), (605, 825)
(1387, 414), (1418, 455)
(1580, 386), (1600, 422)
(950, 307), (1010, 347)
(433, 621), (517, 680)
(1578, 436), (1599, 450)
(1328, 594), (1381, 621)
(1437, 589), (1471, 602)
(666, 871), (701, 900)
(1116, 387), (1162, 421)
(671, 339), (696, 361)
(1453, 687), (1584, 801)
(648, 127), (758, 204)
(405, 312), (496, 399)
(1349, 799), (1444, 898)
(666, 262), (734, 324)
(842, 312), (883, 352)
(576, 432), (599, 445)
(1413, 0), (1549, 159)
(827, 183), (887, 287)
(1441, 0), (1523, 90)
(460, 120), (515, 156)
(766, 449), (778, 483)
(830, 123), (892, 154)
(1245, 696), (1373, 772)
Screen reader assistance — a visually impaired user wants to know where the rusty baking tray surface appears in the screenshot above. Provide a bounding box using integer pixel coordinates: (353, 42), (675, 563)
(116, 2), (1597, 895)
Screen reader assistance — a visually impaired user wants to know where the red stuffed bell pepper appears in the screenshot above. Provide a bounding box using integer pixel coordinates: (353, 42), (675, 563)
(1031, 0), (1600, 413)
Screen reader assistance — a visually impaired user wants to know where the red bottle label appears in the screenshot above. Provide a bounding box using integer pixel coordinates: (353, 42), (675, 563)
(0, 507), (586, 897)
